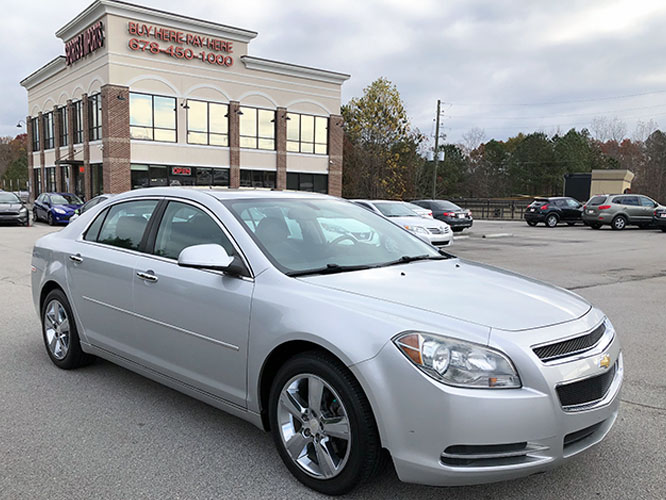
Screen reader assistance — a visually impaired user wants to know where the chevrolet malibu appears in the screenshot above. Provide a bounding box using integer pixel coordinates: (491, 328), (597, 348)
(31, 188), (622, 495)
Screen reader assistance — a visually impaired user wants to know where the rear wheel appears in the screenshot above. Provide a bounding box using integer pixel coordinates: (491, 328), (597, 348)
(611, 215), (627, 231)
(452, 227), (464, 233)
(268, 352), (382, 495)
(526, 220), (537, 227)
(590, 223), (602, 230)
(41, 289), (94, 369)
(566, 221), (576, 226)
(545, 214), (559, 228)
(661, 227), (666, 233)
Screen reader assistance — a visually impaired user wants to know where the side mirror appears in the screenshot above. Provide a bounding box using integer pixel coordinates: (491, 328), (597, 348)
(70, 213), (79, 222)
(177, 244), (247, 276)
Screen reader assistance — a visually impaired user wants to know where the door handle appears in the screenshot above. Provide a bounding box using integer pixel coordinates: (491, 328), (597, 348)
(69, 254), (83, 263)
(136, 271), (158, 282)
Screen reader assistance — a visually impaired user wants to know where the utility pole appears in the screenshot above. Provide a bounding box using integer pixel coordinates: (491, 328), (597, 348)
(432, 99), (441, 199)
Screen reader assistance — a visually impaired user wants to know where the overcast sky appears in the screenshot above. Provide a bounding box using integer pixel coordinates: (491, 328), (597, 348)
(3, 0), (666, 146)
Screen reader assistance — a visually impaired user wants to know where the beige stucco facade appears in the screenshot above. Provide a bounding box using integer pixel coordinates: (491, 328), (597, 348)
(21, 0), (349, 199)
(590, 169), (635, 196)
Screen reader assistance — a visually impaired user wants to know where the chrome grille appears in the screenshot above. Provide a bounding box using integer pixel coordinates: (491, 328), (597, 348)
(0, 211), (19, 216)
(428, 227), (443, 234)
(557, 363), (616, 409)
(533, 323), (605, 362)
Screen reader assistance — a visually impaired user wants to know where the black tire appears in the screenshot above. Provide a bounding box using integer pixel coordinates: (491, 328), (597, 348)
(566, 221), (576, 226)
(451, 227), (464, 232)
(611, 215), (627, 231)
(545, 214), (559, 228)
(268, 351), (382, 495)
(590, 223), (602, 230)
(526, 220), (537, 227)
(33, 210), (39, 222)
(47, 213), (54, 226)
(41, 288), (94, 369)
(661, 227), (666, 232)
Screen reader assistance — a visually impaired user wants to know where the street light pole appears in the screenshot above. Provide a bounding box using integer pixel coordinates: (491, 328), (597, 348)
(432, 99), (441, 199)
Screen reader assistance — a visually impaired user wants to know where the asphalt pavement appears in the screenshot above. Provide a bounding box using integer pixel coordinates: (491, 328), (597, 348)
(1, 220), (664, 499)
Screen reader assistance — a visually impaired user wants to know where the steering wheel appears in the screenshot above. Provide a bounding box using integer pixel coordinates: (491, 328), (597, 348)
(329, 234), (358, 246)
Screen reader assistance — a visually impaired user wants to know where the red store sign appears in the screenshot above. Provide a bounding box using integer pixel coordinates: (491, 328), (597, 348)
(65, 21), (104, 66)
(171, 167), (192, 176)
(127, 21), (234, 67)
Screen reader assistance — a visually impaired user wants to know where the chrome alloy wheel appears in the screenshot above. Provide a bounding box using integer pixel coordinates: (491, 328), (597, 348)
(277, 374), (352, 479)
(44, 299), (70, 360)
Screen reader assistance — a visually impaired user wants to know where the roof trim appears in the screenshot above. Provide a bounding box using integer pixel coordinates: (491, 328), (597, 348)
(20, 56), (67, 90)
(241, 56), (350, 85)
(56, 0), (258, 43)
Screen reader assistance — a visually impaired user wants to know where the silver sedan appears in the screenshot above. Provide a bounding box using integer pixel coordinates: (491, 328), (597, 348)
(31, 188), (622, 495)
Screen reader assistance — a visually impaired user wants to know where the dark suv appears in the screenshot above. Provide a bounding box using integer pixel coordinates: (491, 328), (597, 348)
(524, 197), (583, 227)
(654, 207), (666, 232)
(411, 199), (473, 232)
(582, 194), (662, 230)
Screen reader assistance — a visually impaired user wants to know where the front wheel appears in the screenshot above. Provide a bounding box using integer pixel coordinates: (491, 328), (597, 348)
(47, 213), (55, 226)
(33, 210), (39, 222)
(268, 352), (382, 495)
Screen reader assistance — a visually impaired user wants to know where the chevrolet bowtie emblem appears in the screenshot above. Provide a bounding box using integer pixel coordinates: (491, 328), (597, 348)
(599, 354), (611, 369)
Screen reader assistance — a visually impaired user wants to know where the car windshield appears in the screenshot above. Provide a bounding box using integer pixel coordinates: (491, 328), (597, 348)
(373, 202), (419, 217)
(433, 200), (461, 210)
(50, 194), (83, 205)
(404, 202), (426, 212)
(224, 198), (444, 276)
(0, 192), (20, 203)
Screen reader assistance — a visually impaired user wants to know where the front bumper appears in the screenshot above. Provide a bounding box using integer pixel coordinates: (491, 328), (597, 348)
(427, 231), (453, 246)
(350, 313), (622, 487)
(52, 211), (75, 224)
(0, 212), (28, 224)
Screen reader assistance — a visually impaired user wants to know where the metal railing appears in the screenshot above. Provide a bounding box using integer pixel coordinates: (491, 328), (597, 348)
(450, 198), (533, 220)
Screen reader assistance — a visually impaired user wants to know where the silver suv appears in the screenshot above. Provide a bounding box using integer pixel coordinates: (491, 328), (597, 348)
(583, 194), (662, 230)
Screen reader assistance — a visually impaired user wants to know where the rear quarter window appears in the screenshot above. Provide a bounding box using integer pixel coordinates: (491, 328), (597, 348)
(588, 196), (607, 206)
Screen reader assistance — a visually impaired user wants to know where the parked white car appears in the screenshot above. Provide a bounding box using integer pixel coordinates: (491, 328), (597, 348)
(352, 199), (453, 246)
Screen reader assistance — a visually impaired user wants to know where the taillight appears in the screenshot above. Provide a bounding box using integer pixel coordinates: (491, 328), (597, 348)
(540, 204), (549, 210)
(582, 205), (587, 210)
(598, 205), (611, 210)
(428, 211), (433, 217)
(442, 212), (454, 216)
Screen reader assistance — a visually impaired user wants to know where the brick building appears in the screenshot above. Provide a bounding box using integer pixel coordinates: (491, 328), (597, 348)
(20, 0), (349, 201)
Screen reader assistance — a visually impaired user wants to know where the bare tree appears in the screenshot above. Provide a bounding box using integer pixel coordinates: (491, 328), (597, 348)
(460, 127), (486, 153)
(632, 119), (659, 143)
(590, 116), (627, 142)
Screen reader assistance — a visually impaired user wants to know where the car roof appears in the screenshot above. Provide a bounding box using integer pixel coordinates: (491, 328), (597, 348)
(121, 187), (334, 202)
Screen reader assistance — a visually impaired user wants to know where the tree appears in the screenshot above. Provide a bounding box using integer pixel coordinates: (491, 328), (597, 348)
(0, 134), (28, 190)
(590, 116), (627, 143)
(460, 127), (486, 154)
(341, 78), (423, 199)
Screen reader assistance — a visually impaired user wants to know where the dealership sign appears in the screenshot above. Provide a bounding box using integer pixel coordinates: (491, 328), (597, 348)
(128, 22), (234, 67)
(171, 167), (192, 176)
(65, 21), (104, 66)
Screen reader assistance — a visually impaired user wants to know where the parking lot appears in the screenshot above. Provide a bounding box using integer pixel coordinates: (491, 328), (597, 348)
(1, 220), (664, 499)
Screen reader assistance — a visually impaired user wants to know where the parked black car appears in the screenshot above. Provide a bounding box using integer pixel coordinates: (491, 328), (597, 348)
(0, 191), (29, 225)
(654, 207), (666, 232)
(411, 199), (473, 232)
(524, 197), (583, 227)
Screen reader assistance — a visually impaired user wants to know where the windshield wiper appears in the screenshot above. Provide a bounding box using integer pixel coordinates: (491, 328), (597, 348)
(381, 254), (448, 267)
(287, 263), (377, 277)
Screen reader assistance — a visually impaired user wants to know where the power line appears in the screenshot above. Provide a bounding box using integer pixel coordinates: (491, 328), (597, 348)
(447, 102), (666, 120)
(443, 89), (666, 107)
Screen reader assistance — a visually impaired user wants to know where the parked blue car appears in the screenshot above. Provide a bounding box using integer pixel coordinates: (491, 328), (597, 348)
(33, 193), (84, 225)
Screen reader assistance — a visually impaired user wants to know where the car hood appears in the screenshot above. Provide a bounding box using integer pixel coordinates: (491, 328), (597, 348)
(299, 259), (591, 332)
(53, 204), (80, 211)
(0, 203), (22, 210)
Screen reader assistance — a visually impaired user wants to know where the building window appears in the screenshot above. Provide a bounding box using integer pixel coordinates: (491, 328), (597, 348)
(59, 106), (68, 147)
(287, 172), (328, 193)
(130, 93), (177, 142)
(73, 100), (83, 144)
(239, 107), (275, 150)
(187, 100), (229, 146)
(88, 94), (102, 141)
(240, 169), (276, 188)
(43, 112), (54, 150)
(90, 163), (103, 197)
(286, 113), (328, 154)
(31, 117), (39, 151)
(33, 168), (42, 195)
(130, 164), (229, 189)
(45, 167), (56, 192)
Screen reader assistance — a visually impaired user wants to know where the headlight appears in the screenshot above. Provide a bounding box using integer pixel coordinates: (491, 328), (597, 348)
(53, 208), (66, 214)
(404, 225), (429, 235)
(19, 207), (27, 213)
(394, 331), (521, 389)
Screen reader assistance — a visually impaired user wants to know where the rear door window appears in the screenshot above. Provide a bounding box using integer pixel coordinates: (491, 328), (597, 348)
(96, 200), (159, 251)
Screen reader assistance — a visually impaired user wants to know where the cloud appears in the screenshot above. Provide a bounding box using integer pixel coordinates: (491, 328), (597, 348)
(2, 0), (666, 145)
